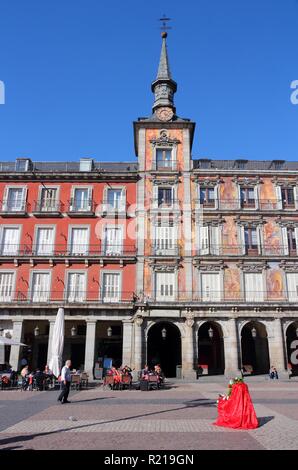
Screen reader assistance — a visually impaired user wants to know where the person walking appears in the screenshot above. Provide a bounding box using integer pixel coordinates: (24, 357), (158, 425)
(57, 360), (72, 404)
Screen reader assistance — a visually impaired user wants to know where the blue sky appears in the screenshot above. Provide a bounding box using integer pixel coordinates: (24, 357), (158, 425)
(0, 0), (297, 162)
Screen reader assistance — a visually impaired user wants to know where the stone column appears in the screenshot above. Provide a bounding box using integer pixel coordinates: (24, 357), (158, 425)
(122, 320), (133, 366)
(266, 318), (286, 373)
(133, 316), (143, 373)
(182, 312), (196, 379)
(223, 318), (240, 377)
(9, 320), (23, 371)
(46, 319), (56, 365)
(84, 320), (97, 378)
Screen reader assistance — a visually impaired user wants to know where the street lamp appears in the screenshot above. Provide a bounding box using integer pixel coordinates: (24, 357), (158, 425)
(251, 326), (257, 338)
(34, 326), (40, 337)
(107, 326), (113, 337)
(71, 325), (77, 337)
(208, 327), (214, 339)
(161, 328), (167, 339)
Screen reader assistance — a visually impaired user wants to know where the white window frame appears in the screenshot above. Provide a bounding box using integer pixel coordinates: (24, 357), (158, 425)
(154, 270), (177, 301)
(286, 272), (298, 302)
(101, 270), (122, 303)
(37, 185), (60, 212)
(0, 225), (22, 256)
(197, 224), (221, 256)
(243, 271), (265, 302)
(199, 271), (222, 302)
(153, 225), (177, 256)
(3, 186), (27, 212)
(104, 186), (126, 212)
(102, 224), (124, 255)
(153, 185), (176, 210)
(33, 224), (56, 256)
(0, 270), (16, 302)
(68, 225), (90, 256)
(70, 186), (93, 212)
(154, 146), (177, 171)
(197, 184), (219, 210)
(29, 270), (52, 303)
(65, 270), (87, 303)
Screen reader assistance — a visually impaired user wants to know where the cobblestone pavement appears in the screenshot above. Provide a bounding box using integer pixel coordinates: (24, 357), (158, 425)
(0, 380), (297, 450)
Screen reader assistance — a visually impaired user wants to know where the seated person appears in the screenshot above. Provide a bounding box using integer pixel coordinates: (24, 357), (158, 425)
(34, 368), (45, 391)
(121, 365), (132, 377)
(141, 364), (150, 380)
(20, 365), (30, 390)
(269, 366), (279, 380)
(154, 364), (165, 387)
(111, 366), (122, 384)
(43, 365), (53, 376)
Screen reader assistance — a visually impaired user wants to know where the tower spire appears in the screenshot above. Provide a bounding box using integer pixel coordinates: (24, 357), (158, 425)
(151, 29), (177, 116)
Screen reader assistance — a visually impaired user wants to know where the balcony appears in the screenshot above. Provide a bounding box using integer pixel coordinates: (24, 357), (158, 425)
(2, 290), (135, 306)
(151, 243), (180, 257)
(0, 244), (136, 260)
(101, 199), (129, 217)
(194, 199), (282, 211)
(150, 198), (180, 211)
(195, 244), (291, 257)
(0, 200), (28, 217)
(151, 160), (178, 172)
(67, 199), (96, 217)
(32, 199), (63, 217)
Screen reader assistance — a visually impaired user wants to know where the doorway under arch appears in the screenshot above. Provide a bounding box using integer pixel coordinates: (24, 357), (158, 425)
(241, 321), (270, 375)
(197, 322), (225, 375)
(286, 322), (298, 375)
(147, 321), (181, 378)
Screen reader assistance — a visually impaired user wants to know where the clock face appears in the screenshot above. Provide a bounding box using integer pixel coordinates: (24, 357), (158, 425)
(156, 107), (174, 122)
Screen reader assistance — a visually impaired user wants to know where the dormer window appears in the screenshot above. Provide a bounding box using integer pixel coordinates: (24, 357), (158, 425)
(79, 158), (93, 172)
(15, 158), (31, 172)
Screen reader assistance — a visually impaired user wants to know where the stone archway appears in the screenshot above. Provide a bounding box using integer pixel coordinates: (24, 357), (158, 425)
(197, 321), (225, 375)
(286, 322), (298, 375)
(147, 321), (181, 378)
(241, 321), (270, 375)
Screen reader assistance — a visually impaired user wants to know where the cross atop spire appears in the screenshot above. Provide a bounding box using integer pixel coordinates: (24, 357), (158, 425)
(151, 25), (177, 116)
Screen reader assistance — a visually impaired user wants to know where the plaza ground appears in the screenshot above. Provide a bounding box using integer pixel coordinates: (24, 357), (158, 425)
(0, 377), (297, 450)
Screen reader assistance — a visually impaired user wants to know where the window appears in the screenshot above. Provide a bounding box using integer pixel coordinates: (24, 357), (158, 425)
(0, 227), (20, 255)
(79, 158), (93, 172)
(286, 272), (298, 302)
(198, 225), (220, 255)
(39, 188), (58, 212)
(154, 226), (177, 255)
(155, 271), (175, 301)
(66, 272), (86, 303)
(71, 188), (92, 212)
(31, 272), (50, 302)
(156, 148), (173, 170)
(285, 227), (298, 255)
(69, 227), (89, 255)
(102, 272), (120, 302)
(0, 273), (14, 302)
(35, 227), (54, 256)
(103, 227), (122, 255)
(106, 189), (125, 211)
(157, 188), (173, 207)
(4, 188), (26, 212)
(201, 272), (220, 302)
(240, 187), (255, 208)
(199, 187), (215, 207)
(244, 272), (264, 302)
(244, 227), (258, 254)
(16, 159), (31, 172)
(281, 187), (295, 208)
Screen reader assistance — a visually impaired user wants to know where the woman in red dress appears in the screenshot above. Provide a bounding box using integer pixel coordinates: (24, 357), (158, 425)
(214, 381), (258, 429)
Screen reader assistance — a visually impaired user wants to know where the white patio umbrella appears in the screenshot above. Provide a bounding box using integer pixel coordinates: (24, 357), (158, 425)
(0, 337), (27, 346)
(48, 308), (65, 378)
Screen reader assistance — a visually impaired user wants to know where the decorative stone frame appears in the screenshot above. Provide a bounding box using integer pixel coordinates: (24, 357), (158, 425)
(150, 130), (180, 171)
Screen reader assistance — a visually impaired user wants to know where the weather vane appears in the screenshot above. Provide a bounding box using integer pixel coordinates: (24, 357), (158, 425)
(159, 14), (172, 35)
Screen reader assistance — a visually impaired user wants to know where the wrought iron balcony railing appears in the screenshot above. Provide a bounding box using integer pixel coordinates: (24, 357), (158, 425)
(194, 198), (296, 211)
(0, 200), (28, 214)
(67, 199), (96, 214)
(152, 160), (178, 171)
(32, 199), (63, 214)
(1, 290), (135, 304)
(151, 244), (180, 256)
(0, 244), (136, 257)
(195, 244), (293, 256)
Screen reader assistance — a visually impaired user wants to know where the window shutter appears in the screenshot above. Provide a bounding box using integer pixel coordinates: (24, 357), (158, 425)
(294, 187), (298, 209)
(1, 227), (20, 255)
(199, 225), (209, 255)
(214, 185), (219, 209)
(286, 273), (298, 302)
(245, 273), (263, 302)
(295, 227), (298, 255)
(239, 225), (246, 255)
(70, 228), (88, 255)
(0, 273), (14, 301)
(36, 228), (54, 255)
(254, 186), (259, 209)
(256, 226), (263, 255)
(282, 227), (289, 255)
(210, 226), (220, 255)
(276, 186), (282, 209)
(32, 273), (49, 302)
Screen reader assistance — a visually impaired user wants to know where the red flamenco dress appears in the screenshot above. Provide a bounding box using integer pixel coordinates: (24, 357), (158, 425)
(214, 382), (258, 429)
